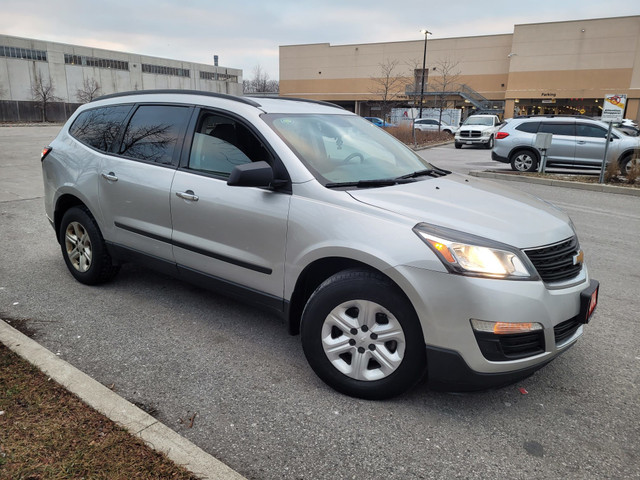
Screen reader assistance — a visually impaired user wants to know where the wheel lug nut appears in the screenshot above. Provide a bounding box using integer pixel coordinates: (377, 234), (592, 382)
(358, 347), (365, 354)
(361, 325), (368, 332)
(349, 339), (356, 346)
(350, 328), (358, 335)
(368, 344), (376, 351)
(370, 333), (378, 340)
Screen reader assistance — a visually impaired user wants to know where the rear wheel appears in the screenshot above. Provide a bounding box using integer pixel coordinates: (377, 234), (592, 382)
(300, 269), (426, 399)
(620, 153), (640, 176)
(510, 150), (538, 172)
(59, 206), (120, 285)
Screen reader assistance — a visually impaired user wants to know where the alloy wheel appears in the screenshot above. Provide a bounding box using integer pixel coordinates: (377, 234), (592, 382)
(65, 221), (92, 272)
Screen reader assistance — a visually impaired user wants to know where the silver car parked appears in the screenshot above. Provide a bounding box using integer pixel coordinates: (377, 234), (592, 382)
(492, 115), (640, 174)
(42, 91), (599, 399)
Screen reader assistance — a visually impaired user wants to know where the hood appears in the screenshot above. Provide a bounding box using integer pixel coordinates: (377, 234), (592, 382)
(348, 174), (574, 249)
(458, 124), (495, 132)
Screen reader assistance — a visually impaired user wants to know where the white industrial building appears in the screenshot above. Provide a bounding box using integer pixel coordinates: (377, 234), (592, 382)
(0, 34), (243, 122)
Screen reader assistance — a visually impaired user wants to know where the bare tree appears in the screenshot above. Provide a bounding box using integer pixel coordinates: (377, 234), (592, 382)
(76, 78), (101, 103)
(243, 64), (279, 94)
(32, 71), (59, 122)
(429, 59), (461, 129)
(369, 59), (412, 122)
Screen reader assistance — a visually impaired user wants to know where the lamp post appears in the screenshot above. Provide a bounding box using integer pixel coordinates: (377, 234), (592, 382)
(418, 29), (432, 119)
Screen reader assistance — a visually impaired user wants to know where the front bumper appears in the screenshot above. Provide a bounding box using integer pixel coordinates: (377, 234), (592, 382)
(455, 135), (491, 145)
(390, 265), (597, 389)
(425, 345), (562, 391)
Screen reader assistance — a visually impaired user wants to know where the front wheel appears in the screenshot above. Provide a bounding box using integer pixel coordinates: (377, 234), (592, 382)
(454, 142), (462, 149)
(59, 206), (120, 285)
(510, 150), (538, 172)
(485, 135), (494, 149)
(300, 269), (427, 399)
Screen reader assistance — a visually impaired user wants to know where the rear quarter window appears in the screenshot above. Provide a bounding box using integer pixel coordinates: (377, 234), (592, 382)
(515, 122), (540, 134)
(68, 105), (133, 152)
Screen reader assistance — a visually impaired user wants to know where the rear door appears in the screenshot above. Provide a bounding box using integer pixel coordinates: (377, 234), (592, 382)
(169, 109), (291, 303)
(539, 122), (576, 165)
(574, 122), (609, 167)
(98, 104), (192, 261)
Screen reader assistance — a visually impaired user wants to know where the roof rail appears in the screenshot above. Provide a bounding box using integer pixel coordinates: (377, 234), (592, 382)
(248, 95), (345, 110)
(92, 89), (262, 107)
(514, 114), (594, 119)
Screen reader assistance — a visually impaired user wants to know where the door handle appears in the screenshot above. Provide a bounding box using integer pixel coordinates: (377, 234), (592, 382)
(576, 141), (586, 145)
(176, 190), (199, 202)
(101, 172), (118, 182)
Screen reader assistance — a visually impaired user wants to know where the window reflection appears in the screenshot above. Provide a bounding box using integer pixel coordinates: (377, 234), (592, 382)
(69, 105), (133, 152)
(119, 105), (190, 164)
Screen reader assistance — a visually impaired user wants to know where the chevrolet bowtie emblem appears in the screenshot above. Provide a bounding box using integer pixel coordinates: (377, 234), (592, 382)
(573, 250), (584, 266)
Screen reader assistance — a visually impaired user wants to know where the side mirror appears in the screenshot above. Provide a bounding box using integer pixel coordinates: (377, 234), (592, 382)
(227, 161), (274, 188)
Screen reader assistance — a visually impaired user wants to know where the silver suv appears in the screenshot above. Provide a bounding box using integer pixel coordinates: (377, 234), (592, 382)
(492, 116), (640, 173)
(41, 90), (599, 399)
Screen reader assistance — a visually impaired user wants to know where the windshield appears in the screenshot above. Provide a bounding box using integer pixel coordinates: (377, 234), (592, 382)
(463, 116), (494, 126)
(263, 114), (433, 185)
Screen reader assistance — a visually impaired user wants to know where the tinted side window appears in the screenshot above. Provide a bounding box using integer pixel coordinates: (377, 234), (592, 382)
(576, 123), (607, 138)
(187, 111), (270, 177)
(119, 105), (191, 165)
(69, 105), (133, 152)
(515, 121), (540, 134)
(539, 123), (575, 136)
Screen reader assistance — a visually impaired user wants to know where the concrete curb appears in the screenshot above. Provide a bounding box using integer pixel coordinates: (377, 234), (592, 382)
(469, 171), (640, 196)
(412, 140), (454, 151)
(0, 319), (246, 480)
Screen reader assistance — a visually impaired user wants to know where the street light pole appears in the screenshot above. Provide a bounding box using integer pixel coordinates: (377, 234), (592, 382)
(418, 29), (432, 119)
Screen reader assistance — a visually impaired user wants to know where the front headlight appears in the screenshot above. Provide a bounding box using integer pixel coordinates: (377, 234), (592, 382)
(413, 223), (537, 280)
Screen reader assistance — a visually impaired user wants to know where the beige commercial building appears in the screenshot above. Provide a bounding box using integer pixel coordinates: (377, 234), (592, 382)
(280, 15), (640, 121)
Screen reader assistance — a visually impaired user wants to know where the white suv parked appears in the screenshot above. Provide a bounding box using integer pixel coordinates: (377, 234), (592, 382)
(41, 90), (598, 399)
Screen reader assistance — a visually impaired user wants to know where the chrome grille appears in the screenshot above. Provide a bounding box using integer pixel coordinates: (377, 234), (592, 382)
(459, 130), (482, 138)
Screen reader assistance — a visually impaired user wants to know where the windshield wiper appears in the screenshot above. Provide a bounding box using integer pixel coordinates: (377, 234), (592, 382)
(395, 167), (450, 180)
(325, 178), (416, 189)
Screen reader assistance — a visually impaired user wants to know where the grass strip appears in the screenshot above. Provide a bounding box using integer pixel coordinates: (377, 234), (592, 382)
(0, 342), (199, 479)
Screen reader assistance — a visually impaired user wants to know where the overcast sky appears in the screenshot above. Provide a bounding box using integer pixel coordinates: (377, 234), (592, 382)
(1, 1), (639, 81)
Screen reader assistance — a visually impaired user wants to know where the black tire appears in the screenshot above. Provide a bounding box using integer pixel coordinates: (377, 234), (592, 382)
(454, 142), (462, 149)
(485, 135), (494, 149)
(59, 206), (120, 285)
(300, 269), (427, 399)
(619, 153), (639, 176)
(509, 150), (538, 172)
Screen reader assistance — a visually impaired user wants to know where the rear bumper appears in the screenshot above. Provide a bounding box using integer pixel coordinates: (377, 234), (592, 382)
(491, 151), (510, 163)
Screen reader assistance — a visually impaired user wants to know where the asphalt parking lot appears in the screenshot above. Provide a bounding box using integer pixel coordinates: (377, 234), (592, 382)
(1, 125), (639, 479)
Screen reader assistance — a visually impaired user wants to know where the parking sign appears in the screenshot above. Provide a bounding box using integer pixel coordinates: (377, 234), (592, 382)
(601, 94), (627, 122)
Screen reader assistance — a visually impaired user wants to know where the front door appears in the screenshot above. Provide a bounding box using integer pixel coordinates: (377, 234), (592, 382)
(170, 110), (291, 301)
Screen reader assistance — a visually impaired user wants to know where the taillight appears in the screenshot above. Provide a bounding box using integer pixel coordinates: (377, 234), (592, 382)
(41, 146), (52, 161)
(496, 132), (509, 140)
